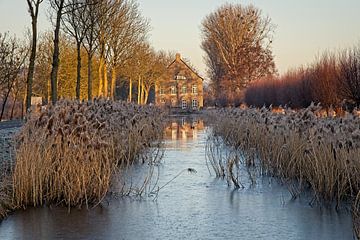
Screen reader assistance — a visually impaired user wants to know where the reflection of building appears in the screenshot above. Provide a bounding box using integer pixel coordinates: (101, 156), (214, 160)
(164, 118), (205, 140)
(155, 53), (204, 111)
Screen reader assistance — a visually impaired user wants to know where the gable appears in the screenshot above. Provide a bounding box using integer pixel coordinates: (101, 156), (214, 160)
(167, 55), (203, 81)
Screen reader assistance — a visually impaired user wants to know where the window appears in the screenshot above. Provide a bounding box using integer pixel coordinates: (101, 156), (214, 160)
(181, 99), (187, 109)
(192, 99), (198, 109)
(160, 98), (165, 104)
(170, 86), (177, 95)
(159, 86), (165, 95)
(181, 117), (186, 126)
(175, 75), (186, 80)
(192, 85), (198, 94)
(181, 85), (187, 94)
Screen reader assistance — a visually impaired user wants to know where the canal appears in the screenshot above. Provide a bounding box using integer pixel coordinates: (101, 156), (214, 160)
(0, 117), (353, 239)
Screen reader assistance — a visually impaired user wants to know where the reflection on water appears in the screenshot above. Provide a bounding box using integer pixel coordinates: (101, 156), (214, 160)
(0, 116), (354, 240)
(164, 117), (205, 141)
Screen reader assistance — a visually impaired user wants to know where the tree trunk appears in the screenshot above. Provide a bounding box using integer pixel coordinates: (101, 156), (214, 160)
(98, 34), (105, 97)
(76, 41), (81, 100)
(128, 78), (132, 102)
(98, 57), (104, 97)
(47, 75), (51, 103)
(0, 101), (6, 121)
(87, 51), (92, 100)
(0, 90), (11, 121)
(144, 88), (149, 105)
(141, 80), (145, 104)
(111, 66), (116, 100)
(137, 75), (141, 104)
(104, 62), (108, 98)
(26, 17), (37, 110)
(21, 96), (24, 119)
(50, 0), (64, 105)
(10, 90), (18, 120)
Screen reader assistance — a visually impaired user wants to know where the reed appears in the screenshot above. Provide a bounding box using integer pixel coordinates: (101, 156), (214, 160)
(11, 99), (165, 209)
(0, 175), (14, 219)
(207, 104), (360, 206)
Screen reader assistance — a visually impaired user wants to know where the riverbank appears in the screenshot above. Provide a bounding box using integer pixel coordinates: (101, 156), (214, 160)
(0, 124), (20, 219)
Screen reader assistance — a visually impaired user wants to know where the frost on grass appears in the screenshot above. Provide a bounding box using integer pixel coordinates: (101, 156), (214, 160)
(12, 99), (165, 209)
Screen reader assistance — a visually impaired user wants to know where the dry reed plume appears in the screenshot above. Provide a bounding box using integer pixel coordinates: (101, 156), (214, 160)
(207, 104), (360, 236)
(11, 99), (164, 210)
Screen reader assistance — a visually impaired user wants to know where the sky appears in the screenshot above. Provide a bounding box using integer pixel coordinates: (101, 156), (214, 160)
(1, 0), (360, 78)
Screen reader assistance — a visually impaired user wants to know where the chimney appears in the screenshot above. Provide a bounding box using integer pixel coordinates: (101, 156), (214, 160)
(175, 53), (181, 61)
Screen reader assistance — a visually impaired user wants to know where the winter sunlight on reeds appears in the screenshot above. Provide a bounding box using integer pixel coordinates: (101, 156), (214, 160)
(207, 105), (360, 237)
(0, 99), (165, 219)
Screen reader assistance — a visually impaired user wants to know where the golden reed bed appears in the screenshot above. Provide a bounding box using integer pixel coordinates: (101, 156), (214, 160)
(0, 99), (164, 219)
(207, 105), (360, 237)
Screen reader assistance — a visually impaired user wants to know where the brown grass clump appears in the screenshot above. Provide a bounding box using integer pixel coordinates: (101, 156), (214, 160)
(0, 131), (16, 219)
(12, 99), (164, 209)
(0, 175), (15, 219)
(207, 104), (360, 206)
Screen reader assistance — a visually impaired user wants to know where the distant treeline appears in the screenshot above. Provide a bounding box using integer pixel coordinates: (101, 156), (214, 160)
(245, 44), (360, 109)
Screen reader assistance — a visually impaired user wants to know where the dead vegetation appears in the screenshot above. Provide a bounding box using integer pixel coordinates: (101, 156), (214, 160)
(0, 99), (164, 219)
(207, 105), (360, 237)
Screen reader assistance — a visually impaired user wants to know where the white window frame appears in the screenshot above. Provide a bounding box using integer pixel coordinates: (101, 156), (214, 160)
(192, 85), (198, 94)
(170, 86), (177, 95)
(181, 85), (187, 94)
(175, 75), (186, 80)
(192, 99), (198, 109)
(181, 99), (187, 109)
(159, 86), (165, 95)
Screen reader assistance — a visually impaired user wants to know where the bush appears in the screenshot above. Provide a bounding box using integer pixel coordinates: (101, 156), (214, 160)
(245, 44), (360, 109)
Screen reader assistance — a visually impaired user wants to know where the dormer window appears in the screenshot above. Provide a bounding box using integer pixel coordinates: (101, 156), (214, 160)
(175, 75), (186, 80)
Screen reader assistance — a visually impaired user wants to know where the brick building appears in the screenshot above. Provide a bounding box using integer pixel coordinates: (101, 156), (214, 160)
(155, 53), (203, 110)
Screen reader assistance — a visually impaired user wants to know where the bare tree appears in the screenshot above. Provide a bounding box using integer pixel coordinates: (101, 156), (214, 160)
(82, 0), (99, 100)
(95, 0), (113, 97)
(25, 0), (43, 110)
(34, 31), (54, 102)
(107, 0), (149, 100)
(0, 33), (27, 121)
(122, 45), (170, 104)
(49, 0), (66, 104)
(49, 0), (91, 103)
(337, 46), (360, 106)
(311, 53), (339, 107)
(62, 0), (88, 99)
(201, 3), (276, 105)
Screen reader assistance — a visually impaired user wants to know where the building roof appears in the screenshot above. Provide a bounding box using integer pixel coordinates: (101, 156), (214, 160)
(167, 53), (204, 81)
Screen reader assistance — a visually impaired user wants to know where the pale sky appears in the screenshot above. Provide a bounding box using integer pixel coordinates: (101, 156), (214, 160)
(1, 0), (360, 78)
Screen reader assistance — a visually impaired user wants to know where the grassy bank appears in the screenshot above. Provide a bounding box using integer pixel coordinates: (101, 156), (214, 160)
(206, 105), (360, 237)
(0, 127), (17, 219)
(0, 99), (165, 219)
